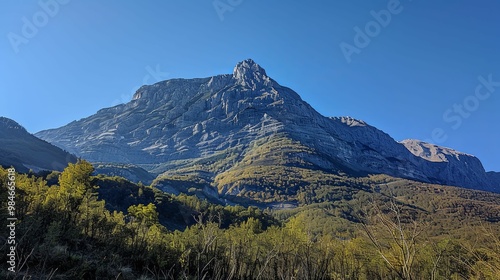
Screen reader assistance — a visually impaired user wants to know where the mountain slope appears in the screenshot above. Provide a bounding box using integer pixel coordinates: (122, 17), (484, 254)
(487, 171), (500, 192)
(35, 59), (498, 194)
(0, 117), (77, 172)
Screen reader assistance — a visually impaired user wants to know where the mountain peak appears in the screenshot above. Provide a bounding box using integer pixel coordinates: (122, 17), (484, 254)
(0, 117), (27, 133)
(330, 116), (368, 127)
(233, 59), (266, 75)
(232, 59), (271, 88)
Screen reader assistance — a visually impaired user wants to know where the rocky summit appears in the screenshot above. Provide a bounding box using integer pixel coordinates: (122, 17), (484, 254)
(35, 59), (499, 194)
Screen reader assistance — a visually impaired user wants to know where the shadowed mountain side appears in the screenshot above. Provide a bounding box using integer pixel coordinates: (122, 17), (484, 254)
(0, 117), (77, 172)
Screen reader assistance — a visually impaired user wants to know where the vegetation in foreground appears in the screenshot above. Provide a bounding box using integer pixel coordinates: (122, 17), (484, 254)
(1, 161), (500, 279)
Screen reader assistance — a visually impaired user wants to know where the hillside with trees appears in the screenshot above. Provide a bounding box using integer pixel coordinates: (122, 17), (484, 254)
(1, 161), (500, 279)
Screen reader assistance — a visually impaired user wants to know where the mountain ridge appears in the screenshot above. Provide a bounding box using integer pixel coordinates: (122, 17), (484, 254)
(35, 59), (499, 195)
(0, 117), (77, 172)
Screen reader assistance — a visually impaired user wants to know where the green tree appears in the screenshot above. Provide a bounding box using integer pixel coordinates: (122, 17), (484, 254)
(57, 160), (95, 216)
(361, 200), (426, 280)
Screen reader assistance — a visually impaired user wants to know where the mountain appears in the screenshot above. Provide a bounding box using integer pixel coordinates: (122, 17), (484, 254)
(487, 171), (500, 191)
(35, 59), (499, 196)
(400, 139), (497, 192)
(93, 162), (155, 185)
(0, 117), (77, 172)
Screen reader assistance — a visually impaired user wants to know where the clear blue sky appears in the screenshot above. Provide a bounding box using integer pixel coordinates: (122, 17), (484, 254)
(1, 0), (499, 171)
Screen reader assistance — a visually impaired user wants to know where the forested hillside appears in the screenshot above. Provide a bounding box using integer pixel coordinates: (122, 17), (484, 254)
(1, 161), (500, 279)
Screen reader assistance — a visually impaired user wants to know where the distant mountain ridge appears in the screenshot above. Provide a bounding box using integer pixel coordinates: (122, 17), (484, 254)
(35, 59), (499, 194)
(0, 117), (77, 172)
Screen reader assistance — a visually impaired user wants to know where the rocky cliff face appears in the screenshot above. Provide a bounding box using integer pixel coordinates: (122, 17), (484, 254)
(36, 60), (298, 166)
(400, 139), (493, 191)
(35, 59), (498, 192)
(0, 117), (77, 172)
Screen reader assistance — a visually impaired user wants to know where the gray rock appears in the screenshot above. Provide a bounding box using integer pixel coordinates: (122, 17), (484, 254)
(401, 139), (493, 191)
